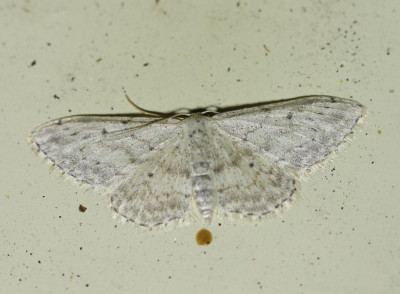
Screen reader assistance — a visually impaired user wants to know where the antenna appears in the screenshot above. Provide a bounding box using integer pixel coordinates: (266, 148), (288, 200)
(122, 88), (168, 116)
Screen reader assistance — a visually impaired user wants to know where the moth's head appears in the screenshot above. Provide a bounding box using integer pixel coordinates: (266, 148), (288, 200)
(171, 106), (219, 120)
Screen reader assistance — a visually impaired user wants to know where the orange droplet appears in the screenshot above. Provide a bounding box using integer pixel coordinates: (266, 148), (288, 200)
(196, 228), (213, 245)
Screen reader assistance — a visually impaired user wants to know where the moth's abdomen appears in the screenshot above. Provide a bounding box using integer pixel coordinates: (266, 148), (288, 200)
(192, 161), (214, 219)
(184, 115), (216, 220)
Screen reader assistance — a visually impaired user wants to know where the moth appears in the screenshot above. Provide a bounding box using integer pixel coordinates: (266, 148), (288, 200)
(31, 96), (365, 227)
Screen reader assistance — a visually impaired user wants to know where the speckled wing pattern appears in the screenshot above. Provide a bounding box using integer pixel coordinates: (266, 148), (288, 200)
(210, 96), (364, 216)
(32, 115), (195, 226)
(212, 132), (296, 216)
(32, 116), (182, 187)
(110, 136), (192, 227)
(213, 96), (364, 171)
(31, 96), (365, 227)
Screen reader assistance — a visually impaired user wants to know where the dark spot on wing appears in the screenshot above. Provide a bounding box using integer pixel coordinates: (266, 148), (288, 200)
(213, 163), (223, 173)
(121, 120), (129, 124)
(286, 112), (293, 120)
(184, 169), (191, 179)
(249, 162), (254, 168)
(231, 154), (240, 166)
(148, 172), (154, 177)
(70, 132), (78, 136)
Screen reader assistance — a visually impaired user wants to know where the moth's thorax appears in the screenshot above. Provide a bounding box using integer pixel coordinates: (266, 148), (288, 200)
(183, 114), (214, 161)
(183, 114), (216, 220)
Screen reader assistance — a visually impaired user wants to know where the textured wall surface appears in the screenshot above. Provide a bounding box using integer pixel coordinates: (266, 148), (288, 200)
(1, 1), (398, 293)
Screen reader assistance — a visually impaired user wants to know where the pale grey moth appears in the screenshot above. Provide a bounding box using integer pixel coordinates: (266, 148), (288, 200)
(31, 96), (365, 227)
